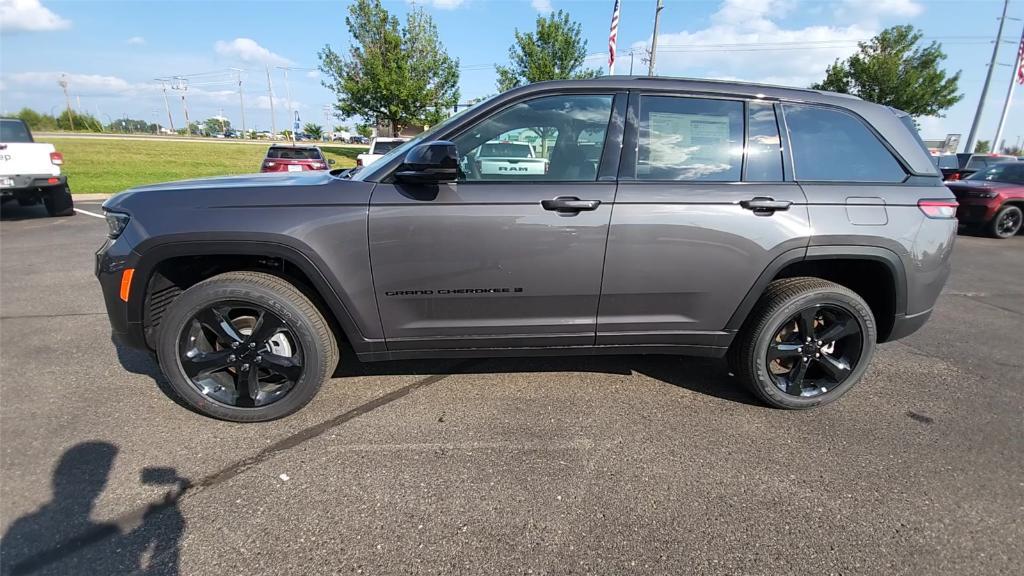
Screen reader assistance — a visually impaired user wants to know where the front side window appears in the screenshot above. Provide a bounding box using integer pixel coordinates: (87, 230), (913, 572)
(636, 96), (743, 181)
(745, 102), (783, 181)
(784, 104), (906, 182)
(453, 94), (614, 182)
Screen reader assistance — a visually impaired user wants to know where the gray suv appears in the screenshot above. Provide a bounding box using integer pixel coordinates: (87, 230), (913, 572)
(96, 78), (957, 421)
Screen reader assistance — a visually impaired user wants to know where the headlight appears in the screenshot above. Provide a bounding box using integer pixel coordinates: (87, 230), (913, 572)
(105, 211), (130, 238)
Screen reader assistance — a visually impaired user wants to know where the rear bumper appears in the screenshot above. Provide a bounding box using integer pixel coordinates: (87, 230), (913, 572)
(0, 174), (66, 195)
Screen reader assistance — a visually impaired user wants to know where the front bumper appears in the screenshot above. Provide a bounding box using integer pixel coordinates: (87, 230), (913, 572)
(95, 236), (148, 350)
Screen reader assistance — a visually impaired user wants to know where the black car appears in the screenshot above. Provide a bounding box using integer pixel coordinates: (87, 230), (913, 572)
(936, 153), (1016, 181)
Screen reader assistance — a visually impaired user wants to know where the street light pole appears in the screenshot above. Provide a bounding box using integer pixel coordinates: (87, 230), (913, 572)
(965, 0), (1010, 153)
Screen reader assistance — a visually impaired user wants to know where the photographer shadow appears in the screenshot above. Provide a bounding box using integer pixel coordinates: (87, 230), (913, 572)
(0, 441), (188, 576)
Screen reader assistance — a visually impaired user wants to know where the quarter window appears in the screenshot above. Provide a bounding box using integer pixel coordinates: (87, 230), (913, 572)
(453, 94), (613, 182)
(636, 96), (743, 181)
(784, 104), (906, 182)
(745, 102), (784, 181)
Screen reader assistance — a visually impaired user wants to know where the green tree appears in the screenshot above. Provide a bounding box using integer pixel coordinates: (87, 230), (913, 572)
(14, 108), (58, 131)
(281, 129), (294, 140)
(494, 10), (601, 92)
(333, 124), (350, 133)
(56, 109), (102, 132)
(304, 122), (324, 140)
(355, 123), (373, 138)
(1001, 145), (1023, 156)
(811, 25), (961, 117)
(974, 140), (991, 154)
(202, 117), (231, 136)
(319, 0), (459, 136)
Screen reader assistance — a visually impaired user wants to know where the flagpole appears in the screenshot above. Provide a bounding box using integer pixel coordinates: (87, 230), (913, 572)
(608, 0), (620, 75)
(992, 25), (1024, 153)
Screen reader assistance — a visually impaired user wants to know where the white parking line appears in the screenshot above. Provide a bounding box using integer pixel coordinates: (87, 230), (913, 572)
(73, 208), (105, 219)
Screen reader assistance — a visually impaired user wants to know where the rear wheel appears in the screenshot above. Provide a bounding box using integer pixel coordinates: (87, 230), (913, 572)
(157, 271), (338, 422)
(988, 205), (1022, 239)
(729, 277), (876, 409)
(44, 185), (74, 217)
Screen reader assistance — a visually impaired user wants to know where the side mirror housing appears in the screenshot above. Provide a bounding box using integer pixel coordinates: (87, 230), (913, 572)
(327, 158), (336, 165)
(395, 141), (458, 184)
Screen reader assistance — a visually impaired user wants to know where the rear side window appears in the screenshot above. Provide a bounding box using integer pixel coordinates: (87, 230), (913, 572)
(0, 119), (33, 143)
(965, 156), (991, 171)
(636, 96), (743, 181)
(745, 102), (783, 181)
(372, 140), (401, 154)
(266, 147), (322, 160)
(783, 104), (905, 182)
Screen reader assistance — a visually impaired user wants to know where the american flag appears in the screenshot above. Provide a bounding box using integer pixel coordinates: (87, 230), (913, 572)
(1017, 33), (1024, 85)
(608, 0), (620, 74)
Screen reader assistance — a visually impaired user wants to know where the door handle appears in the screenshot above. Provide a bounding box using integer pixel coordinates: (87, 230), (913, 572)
(740, 197), (792, 215)
(541, 196), (601, 213)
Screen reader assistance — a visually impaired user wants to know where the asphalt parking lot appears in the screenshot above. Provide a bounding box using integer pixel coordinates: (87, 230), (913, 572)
(1, 201), (1021, 575)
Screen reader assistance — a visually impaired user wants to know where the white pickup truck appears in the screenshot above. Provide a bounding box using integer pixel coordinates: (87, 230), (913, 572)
(355, 137), (408, 167)
(1, 118), (74, 216)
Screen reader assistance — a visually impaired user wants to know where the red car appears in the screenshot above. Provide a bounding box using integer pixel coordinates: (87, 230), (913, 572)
(260, 145), (333, 173)
(946, 161), (1024, 239)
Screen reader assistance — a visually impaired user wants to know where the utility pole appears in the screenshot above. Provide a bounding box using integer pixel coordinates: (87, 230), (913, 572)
(629, 51), (635, 75)
(993, 24), (1023, 152)
(648, 0), (664, 77)
(58, 74), (74, 130)
(265, 65), (277, 137)
(965, 0), (1010, 153)
(230, 68), (246, 137)
(172, 77), (191, 135)
(156, 79), (176, 132)
(279, 67), (294, 140)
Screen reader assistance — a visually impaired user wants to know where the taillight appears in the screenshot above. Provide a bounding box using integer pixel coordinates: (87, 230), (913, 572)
(312, 162), (325, 169)
(946, 173), (961, 181)
(264, 161), (275, 168)
(50, 152), (63, 165)
(356, 158), (363, 167)
(918, 199), (958, 219)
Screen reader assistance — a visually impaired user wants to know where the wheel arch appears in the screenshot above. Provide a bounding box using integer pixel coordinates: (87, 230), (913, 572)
(726, 246), (907, 342)
(131, 238), (379, 355)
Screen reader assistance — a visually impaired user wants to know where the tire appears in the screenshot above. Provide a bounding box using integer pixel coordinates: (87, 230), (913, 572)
(728, 277), (877, 409)
(987, 204), (1022, 239)
(44, 185), (74, 217)
(156, 271), (338, 422)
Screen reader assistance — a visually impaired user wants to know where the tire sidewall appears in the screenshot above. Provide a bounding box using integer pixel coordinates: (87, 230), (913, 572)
(157, 280), (325, 422)
(991, 205), (1022, 239)
(749, 289), (877, 409)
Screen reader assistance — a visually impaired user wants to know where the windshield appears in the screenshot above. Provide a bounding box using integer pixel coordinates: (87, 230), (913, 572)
(966, 162), (1024, 184)
(0, 119), (33, 143)
(934, 155), (958, 169)
(350, 96), (499, 181)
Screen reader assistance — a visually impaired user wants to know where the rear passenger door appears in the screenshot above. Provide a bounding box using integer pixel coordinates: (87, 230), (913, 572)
(597, 94), (810, 346)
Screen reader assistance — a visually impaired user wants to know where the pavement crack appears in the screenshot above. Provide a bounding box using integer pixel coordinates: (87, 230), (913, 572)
(7, 359), (479, 575)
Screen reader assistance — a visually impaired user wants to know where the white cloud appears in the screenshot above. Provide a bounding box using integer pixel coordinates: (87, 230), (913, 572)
(0, 0), (70, 32)
(305, 70), (320, 80)
(836, 0), (923, 24)
(4, 71), (140, 94)
(632, 0), (874, 89)
(213, 38), (291, 67)
(531, 0), (552, 13)
(126, 36), (145, 45)
(414, 0), (466, 9)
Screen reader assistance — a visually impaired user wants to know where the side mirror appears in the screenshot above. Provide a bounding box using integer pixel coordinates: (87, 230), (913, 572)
(395, 141), (458, 184)
(327, 158), (336, 165)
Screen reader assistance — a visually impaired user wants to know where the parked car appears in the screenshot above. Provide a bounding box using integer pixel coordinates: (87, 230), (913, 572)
(465, 141), (548, 177)
(0, 118), (74, 216)
(259, 145), (334, 173)
(355, 137), (408, 167)
(97, 77), (956, 422)
(946, 161), (1024, 238)
(937, 153), (1016, 181)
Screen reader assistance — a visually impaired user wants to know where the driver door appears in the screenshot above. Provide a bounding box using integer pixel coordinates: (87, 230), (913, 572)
(368, 93), (623, 351)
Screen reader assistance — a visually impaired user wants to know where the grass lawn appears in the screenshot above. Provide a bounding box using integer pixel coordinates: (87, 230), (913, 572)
(46, 138), (361, 194)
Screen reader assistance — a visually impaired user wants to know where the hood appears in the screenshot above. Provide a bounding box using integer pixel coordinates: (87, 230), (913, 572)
(119, 170), (335, 194)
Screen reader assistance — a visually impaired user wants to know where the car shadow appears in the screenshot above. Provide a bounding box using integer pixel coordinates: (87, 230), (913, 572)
(0, 441), (187, 576)
(113, 335), (759, 410)
(0, 202), (55, 221)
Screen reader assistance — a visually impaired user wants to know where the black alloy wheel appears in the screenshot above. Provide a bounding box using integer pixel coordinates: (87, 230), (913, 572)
(765, 305), (864, 398)
(178, 301), (304, 408)
(992, 205), (1022, 239)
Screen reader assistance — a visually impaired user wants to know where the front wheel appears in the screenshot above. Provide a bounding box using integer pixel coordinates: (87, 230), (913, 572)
(157, 271), (338, 422)
(729, 277), (877, 409)
(988, 204), (1022, 239)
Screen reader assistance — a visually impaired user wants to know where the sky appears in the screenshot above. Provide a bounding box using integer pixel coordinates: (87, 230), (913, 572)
(1, 0), (1022, 149)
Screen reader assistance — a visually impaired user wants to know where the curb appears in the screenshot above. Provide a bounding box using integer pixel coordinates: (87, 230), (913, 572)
(73, 193), (114, 201)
